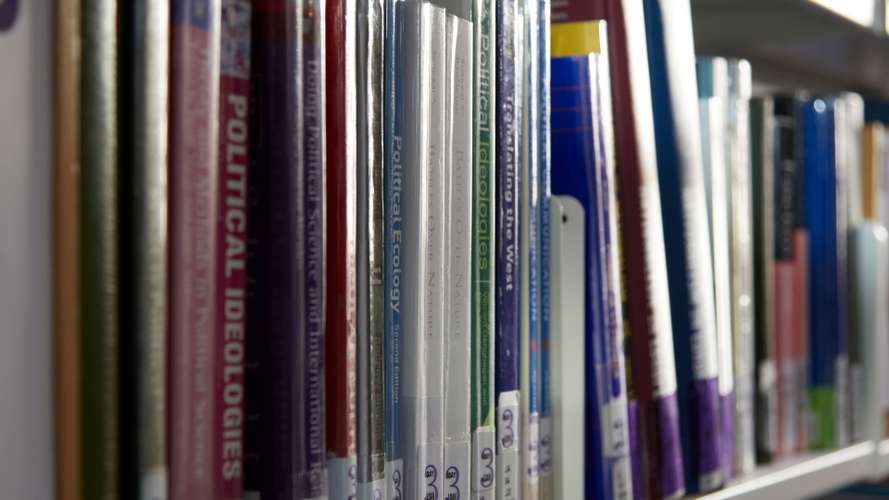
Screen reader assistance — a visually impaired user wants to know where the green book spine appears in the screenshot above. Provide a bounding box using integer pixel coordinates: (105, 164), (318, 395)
(80, 0), (119, 498)
(472, 0), (496, 496)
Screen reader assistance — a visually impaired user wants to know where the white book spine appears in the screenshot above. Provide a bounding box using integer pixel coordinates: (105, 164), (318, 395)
(444, 13), (475, 500)
(399, 3), (433, 498)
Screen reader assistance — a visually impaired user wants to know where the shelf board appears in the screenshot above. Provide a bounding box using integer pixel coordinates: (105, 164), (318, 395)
(696, 442), (876, 500)
(691, 0), (889, 99)
(872, 438), (889, 480)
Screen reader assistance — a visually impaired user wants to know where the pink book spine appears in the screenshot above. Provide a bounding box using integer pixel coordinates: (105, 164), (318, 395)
(774, 262), (795, 458)
(793, 232), (809, 452)
(216, 1), (251, 497)
(170, 4), (217, 498)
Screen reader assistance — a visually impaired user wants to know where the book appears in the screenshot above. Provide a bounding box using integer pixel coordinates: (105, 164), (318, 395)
(383, 0), (405, 494)
(54, 0), (81, 497)
(326, 0), (358, 495)
(519, 0), (541, 496)
(81, 0), (120, 497)
(804, 97), (846, 451)
(850, 222), (889, 443)
(397, 3), (446, 497)
(547, 197), (585, 500)
(725, 60), (755, 476)
(696, 58), (735, 479)
(578, 0), (684, 496)
(296, 0), (329, 495)
(443, 13), (475, 500)
(120, 1), (170, 497)
(356, 0), (387, 496)
(643, 0), (721, 492)
(838, 94), (863, 444)
(495, 0), (522, 495)
(551, 21), (632, 500)
(169, 2), (221, 498)
(470, 0), (498, 496)
(216, 2), (251, 497)
(536, 0), (553, 497)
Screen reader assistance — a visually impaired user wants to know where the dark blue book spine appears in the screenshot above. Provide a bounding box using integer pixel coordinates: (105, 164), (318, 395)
(804, 98), (844, 449)
(295, 0), (328, 496)
(643, 0), (721, 493)
(495, 0), (521, 409)
(383, 0), (404, 493)
(245, 2), (295, 497)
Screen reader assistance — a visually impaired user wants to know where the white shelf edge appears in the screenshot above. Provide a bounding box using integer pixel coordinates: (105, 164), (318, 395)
(696, 442), (876, 500)
(871, 438), (889, 480)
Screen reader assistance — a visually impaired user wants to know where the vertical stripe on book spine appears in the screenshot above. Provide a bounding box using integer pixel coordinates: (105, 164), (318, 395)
(495, 0), (522, 496)
(170, 1), (220, 497)
(326, 0), (358, 495)
(643, 0), (720, 492)
(217, 2), (251, 496)
(296, 0), (328, 495)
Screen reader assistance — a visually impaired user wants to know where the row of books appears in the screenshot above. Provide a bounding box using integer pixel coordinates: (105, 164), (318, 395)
(52, 1), (889, 500)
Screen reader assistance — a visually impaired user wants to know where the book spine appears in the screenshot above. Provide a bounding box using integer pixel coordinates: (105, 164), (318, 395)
(384, 0), (404, 495)
(215, 3), (251, 497)
(601, 0), (683, 496)
(357, 0), (387, 495)
(772, 98), (799, 458)
(471, 0), (497, 496)
(121, 1), (170, 497)
(55, 0), (81, 497)
(495, 0), (522, 496)
(295, 0), (328, 495)
(170, 0), (221, 498)
(444, 14), (475, 500)
(519, 0), (541, 496)
(536, 0), (553, 497)
(644, 0), (721, 492)
(397, 4), (434, 498)
(326, 0), (358, 495)
(804, 98), (841, 450)
(727, 60), (755, 476)
(750, 97), (777, 462)
(81, 0), (118, 497)
(696, 58), (735, 480)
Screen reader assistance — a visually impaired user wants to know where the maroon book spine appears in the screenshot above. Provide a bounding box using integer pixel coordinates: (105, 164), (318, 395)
(169, 2), (219, 498)
(216, 1), (251, 497)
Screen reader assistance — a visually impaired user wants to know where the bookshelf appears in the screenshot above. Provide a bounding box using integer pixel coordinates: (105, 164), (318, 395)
(691, 0), (889, 98)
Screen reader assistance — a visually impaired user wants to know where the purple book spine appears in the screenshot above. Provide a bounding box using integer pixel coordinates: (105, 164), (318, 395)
(294, 0), (328, 496)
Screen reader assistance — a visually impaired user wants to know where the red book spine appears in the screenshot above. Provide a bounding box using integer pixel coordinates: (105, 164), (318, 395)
(215, 1), (251, 498)
(324, 0), (358, 478)
(170, 3), (218, 498)
(793, 231), (809, 451)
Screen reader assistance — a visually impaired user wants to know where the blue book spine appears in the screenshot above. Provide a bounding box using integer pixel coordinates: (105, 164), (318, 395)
(384, 0), (404, 495)
(643, 0), (722, 493)
(551, 54), (631, 500)
(495, 0), (522, 495)
(804, 98), (844, 449)
(536, 0), (553, 483)
(383, 0), (404, 492)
